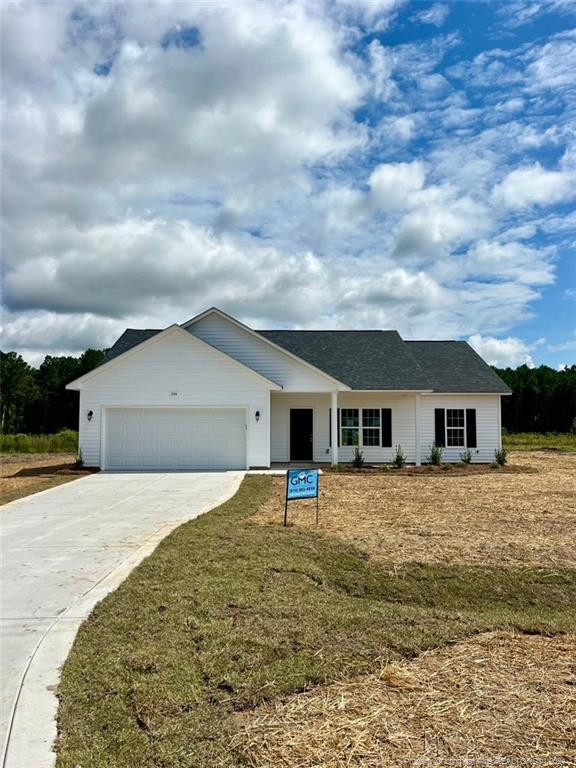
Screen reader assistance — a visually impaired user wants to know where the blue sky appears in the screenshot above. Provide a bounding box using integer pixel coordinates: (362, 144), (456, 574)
(1, 0), (575, 368)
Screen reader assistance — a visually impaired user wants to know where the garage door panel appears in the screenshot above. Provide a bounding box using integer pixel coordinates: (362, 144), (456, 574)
(105, 408), (246, 470)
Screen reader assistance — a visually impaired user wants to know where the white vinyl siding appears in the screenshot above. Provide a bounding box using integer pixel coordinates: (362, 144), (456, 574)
(189, 312), (342, 392)
(419, 395), (501, 463)
(270, 392), (416, 463)
(77, 329), (271, 468)
(271, 392), (503, 464)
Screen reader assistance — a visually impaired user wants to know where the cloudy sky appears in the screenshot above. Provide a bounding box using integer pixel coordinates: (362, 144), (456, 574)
(1, 0), (575, 368)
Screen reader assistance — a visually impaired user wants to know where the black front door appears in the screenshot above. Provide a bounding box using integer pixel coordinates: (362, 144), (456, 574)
(290, 409), (313, 461)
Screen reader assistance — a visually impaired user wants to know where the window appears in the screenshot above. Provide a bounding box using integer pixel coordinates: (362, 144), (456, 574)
(339, 408), (384, 447)
(446, 409), (465, 447)
(362, 408), (380, 446)
(340, 408), (359, 446)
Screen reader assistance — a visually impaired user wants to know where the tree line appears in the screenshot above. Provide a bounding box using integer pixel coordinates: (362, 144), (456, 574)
(1, 349), (575, 435)
(495, 364), (576, 434)
(1, 349), (105, 434)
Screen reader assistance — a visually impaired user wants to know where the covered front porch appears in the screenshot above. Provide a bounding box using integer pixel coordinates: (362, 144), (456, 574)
(269, 391), (422, 466)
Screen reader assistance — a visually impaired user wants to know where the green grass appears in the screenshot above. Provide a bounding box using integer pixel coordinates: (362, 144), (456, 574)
(56, 476), (576, 768)
(0, 430), (78, 453)
(503, 431), (576, 452)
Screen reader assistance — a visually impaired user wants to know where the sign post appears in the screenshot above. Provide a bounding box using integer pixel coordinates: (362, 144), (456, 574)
(284, 468), (319, 527)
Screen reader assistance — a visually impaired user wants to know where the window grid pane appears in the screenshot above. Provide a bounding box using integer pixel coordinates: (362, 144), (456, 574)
(341, 428), (359, 446)
(362, 409), (380, 428)
(447, 409), (464, 428)
(447, 428), (465, 447)
(362, 428), (380, 446)
(341, 409), (359, 427)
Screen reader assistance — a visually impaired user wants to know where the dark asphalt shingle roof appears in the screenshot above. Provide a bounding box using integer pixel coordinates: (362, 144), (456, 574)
(406, 341), (511, 393)
(258, 330), (430, 390)
(99, 326), (511, 393)
(101, 329), (162, 364)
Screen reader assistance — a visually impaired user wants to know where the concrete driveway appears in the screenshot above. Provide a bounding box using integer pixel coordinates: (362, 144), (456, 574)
(0, 470), (244, 768)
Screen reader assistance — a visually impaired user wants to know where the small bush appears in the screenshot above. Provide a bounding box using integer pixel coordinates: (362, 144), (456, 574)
(352, 446), (365, 468)
(75, 448), (84, 469)
(427, 444), (443, 465)
(392, 444), (406, 468)
(460, 448), (472, 464)
(494, 446), (508, 466)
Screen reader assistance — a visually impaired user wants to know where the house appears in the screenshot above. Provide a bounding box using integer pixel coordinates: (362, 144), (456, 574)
(66, 307), (511, 470)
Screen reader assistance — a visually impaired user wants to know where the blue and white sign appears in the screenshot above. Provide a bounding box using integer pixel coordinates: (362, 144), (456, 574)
(286, 469), (319, 500)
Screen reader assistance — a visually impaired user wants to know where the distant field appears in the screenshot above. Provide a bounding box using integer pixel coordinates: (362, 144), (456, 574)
(1, 430), (573, 454)
(503, 432), (576, 452)
(0, 430), (78, 454)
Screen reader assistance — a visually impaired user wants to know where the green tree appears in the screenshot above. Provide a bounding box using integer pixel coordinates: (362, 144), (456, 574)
(494, 364), (576, 433)
(35, 349), (105, 433)
(0, 352), (39, 432)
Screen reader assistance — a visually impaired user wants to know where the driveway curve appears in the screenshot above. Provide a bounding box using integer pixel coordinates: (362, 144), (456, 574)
(0, 470), (244, 768)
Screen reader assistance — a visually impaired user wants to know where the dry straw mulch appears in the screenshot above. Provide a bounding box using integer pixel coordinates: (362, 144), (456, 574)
(234, 631), (576, 768)
(0, 453), (92, 505)
(251, 452), (576, 567)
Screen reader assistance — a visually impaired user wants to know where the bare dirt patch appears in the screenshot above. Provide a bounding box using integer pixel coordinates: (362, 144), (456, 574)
(251, 452), (576, 567)
(0, 453), (95, 506)
(234, 631), (576, 768)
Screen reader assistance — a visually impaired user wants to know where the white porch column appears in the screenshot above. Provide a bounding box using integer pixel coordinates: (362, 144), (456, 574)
(414, 393), (421, 466)
(331, 391), (338, 466)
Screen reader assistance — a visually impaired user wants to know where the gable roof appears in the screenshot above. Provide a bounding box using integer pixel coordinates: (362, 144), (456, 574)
(67, 325), (283, 390)
(406, 341), (512, 394)
(84, 314), (511, 394)
(182, 306), (348, 388)
(258, 330), (431, 391)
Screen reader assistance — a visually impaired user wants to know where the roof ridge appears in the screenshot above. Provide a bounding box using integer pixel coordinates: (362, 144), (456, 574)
(258, 329), (397, 333)
(407, 339), (466, 343)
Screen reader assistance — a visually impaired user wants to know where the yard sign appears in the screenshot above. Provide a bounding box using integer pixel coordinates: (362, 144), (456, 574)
(284, 469), (319, 527)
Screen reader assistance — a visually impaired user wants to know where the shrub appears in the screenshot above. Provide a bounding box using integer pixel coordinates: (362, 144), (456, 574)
(460, 448), (472, 464)
(75, 448), (84, 469)
(494, 446), (508, 466)
(392, 444), (406, 468)
(0, 430), (78, 454)
(352, 446), (365, 468)
(427, 444), (443, 465)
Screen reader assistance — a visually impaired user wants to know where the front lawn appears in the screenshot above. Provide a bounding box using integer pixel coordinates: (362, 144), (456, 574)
(56, 473), (576, 768)
(253, 451), (576, 567)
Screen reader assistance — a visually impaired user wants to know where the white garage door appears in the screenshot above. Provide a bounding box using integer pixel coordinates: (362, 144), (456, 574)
(105, 408), (246, 470)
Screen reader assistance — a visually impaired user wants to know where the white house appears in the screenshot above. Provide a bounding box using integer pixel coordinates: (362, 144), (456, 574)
(66, 307), (511, 470)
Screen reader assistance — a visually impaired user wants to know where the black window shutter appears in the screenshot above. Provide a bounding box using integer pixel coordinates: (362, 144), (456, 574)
(329, 408), (332, 447)
(337, 408), (340, 447)
(466, 409), (477, 448)
(381, 408), (392, 447)
(434, 409), (446, 447)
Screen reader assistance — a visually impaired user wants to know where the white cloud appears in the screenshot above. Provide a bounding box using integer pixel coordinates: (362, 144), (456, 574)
(414, 4), (450, 27)
(468, 334), (535, 368)
(0, 0), (573, 365)
(463, 240), (555, 285)
(369, 160), (426, 211)
(368, 40), (398, 100)
(393, 193), (490, 256)
(492, 163), (576, 209)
